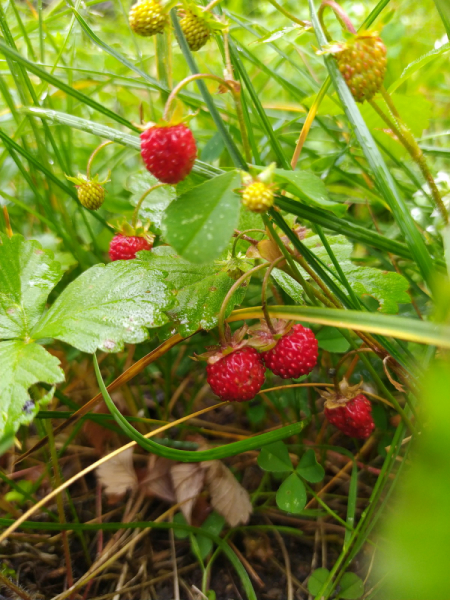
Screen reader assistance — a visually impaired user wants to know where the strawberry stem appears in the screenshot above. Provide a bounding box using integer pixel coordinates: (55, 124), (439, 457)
(231, 228), (266, 258)
(318, 0), (356, 41)
(267, 0), (311, 27)
(261, 256), (285, 333)
(163, 73), (252, 163)
(86, 140), (114, 179)
(132, 183), (167, 227)
(217, 262), (270, 346)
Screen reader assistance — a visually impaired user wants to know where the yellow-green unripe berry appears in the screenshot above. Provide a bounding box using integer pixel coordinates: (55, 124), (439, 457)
(242, 181), (274, 213)
(180, 9), (211, 51)
(77, 181), (105, 210)
(129, 0), (167, 37)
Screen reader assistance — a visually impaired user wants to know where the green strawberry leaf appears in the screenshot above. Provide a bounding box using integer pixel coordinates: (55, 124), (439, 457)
(316, 326), (351, 353)
(337, 572), (364, 599)
(296, 449), (325, 483)
(0, 339), (64, 439)
(139, 247), (247, 336)
(307, 568), (332, 596)
(162, 171), (241, 264)
(257, 441), (293, 472)
(31, 260), (175, 353)
(127, 170), (176, 231)
(276, 473), (307, 513)
(0, 234), (62, 339)
(274, 169), (348, 216)
(284, 235), (410, 313)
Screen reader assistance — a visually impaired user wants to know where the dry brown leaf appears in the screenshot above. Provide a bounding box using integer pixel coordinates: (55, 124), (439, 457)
(203, 461), (252, 527)
(141, 455), (176, 503)
(96, 447), (137, 497)
(170, 463), (205, 525)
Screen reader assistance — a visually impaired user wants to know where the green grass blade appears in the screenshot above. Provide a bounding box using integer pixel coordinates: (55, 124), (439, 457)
(0, 128), (112, 232)
(171, 10), (247, 170)
(0, 39), (139, 132)
(94, 354), (306, 462)
(275, 196), (415, 262)
(228, 306), (450, 348)
(72, 9), (169, 93)
(22, 107), (222, 180)
(344, 460), (358, 550)
(309, 0), (434, 288)
(433, 0), (450, 35)
(228, 40), (291, 170)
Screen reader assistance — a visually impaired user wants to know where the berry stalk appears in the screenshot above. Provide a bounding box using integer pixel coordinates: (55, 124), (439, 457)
(261, 256), (285, 333)
(318, 0), (356, 40)
(163, 73), (251, 163)
(217, 262), (270, 346)
(267, 0), (311, 27)
(132, 182), (167, 227)
(86, 140), (113, 179)
(231, 228), (266, 257)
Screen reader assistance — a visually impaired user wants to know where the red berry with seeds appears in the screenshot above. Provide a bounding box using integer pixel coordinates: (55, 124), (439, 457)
(206, 347), (266, 402)
(324, 393), (375, 439)
(262, 324), (318, 379)
(109, 234), (152, 261)
(140, 124), (197, 184)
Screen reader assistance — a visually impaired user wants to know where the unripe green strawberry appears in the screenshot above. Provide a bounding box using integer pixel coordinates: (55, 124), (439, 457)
(77, 181), (105, 210)
(334, 32), (387, 103)
(129, 0), (167, 37)
(66, 173), (109, 211)
(242, 181), (274, 213)
(180, 9), (211, 51)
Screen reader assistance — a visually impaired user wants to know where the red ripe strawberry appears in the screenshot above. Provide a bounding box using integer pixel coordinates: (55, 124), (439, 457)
(109, 234), (152, 261)
(140, 124), (197, 184)
(262, 324), (318, 379)
(324, 393), (375, 439)
(206, 347), (266, 402)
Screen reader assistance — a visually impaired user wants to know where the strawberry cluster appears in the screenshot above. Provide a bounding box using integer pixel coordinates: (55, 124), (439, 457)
(199, 321), (318, 404)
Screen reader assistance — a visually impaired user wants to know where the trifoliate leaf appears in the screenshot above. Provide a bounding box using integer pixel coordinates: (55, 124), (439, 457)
(296, 449), (325, 483)
(257, 441), (293, 472)
(276, 473), (307, 514)
(0, 340), (64, 439)
(31, 260), (175, 353)
(307, 568), (332, 596)
(0, 234), (62, 339)
(338, 572), (365, 599)
(139, 247), (247, 336)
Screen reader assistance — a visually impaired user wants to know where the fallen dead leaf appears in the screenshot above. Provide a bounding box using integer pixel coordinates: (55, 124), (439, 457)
(171, 462), (205, 524)
(203, 461), (252, 527)
(96, 447), (137, 497)
(141, 455), (176, 503)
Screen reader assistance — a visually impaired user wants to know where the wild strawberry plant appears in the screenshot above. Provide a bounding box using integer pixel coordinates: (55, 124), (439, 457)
(0, 0), (449, 598)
